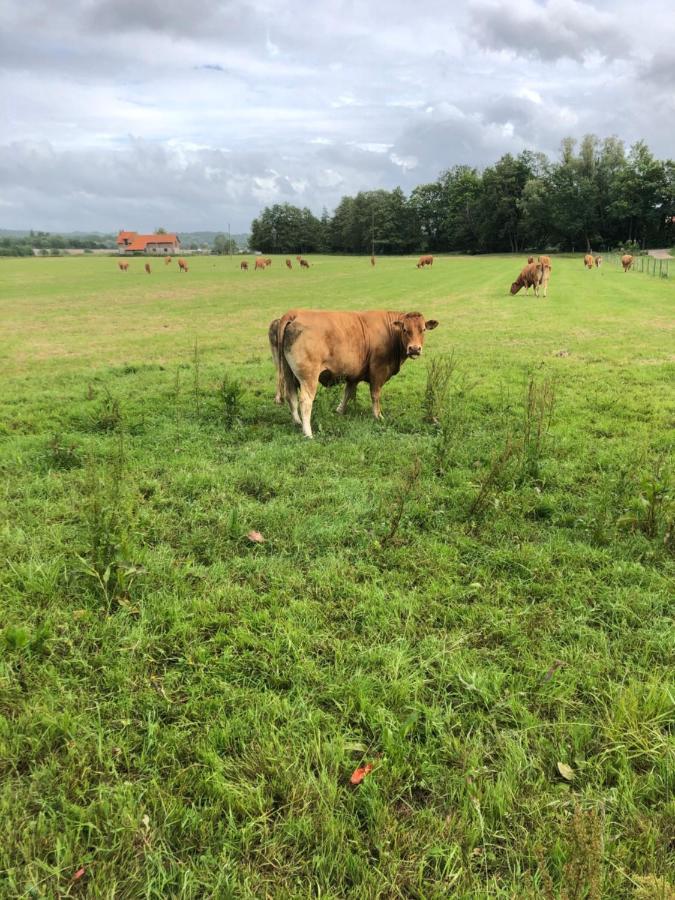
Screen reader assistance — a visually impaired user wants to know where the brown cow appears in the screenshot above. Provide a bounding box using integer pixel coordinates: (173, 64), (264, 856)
(240, 260), (249, 271)
(276, 309), (439, 438)
(511, 262), (543, 297)
(538, 256), (552, 297)
(165, 256), (172, 265)
(621, 254), (633, 272)
(416, 254), (433, 268)
(268, 318), (285, 404)
(300, 259), (310, 269)
(145, 263), (151, 274)
(370, 255), (376, 266)
(584, 254), (594, 269)
(594, 255), (602, 267)
(178, 258), (188, 272)
(286, 259), (293, 269)
(264, 258), (272, 267)
(118, 261), (129, 272)
(255, 258), (267, 270)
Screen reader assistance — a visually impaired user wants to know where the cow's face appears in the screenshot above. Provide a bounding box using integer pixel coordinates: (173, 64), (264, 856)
(394, 313), (439, 358)
(510, 282), (522, 295)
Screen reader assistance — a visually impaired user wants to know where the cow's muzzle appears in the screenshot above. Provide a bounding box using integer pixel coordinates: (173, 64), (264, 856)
(407, 347), (421, 358)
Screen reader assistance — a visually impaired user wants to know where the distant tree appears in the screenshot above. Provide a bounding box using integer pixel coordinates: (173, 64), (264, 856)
(213, 233), (237, 254)
(155, 227), (167, 234)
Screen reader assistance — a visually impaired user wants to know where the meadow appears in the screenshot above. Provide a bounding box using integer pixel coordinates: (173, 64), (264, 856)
(0, 253), (673, 898)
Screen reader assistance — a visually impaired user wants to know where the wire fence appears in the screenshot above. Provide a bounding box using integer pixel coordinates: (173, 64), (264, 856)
(603, 253), (670, 278)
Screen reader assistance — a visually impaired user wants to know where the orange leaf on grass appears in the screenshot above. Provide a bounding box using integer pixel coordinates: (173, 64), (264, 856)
(247, 531), (265, 543)
(72, 868), (86, 881)
(350, 763), (373, 785)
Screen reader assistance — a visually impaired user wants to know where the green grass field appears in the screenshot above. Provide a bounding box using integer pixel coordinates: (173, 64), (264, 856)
(1, 254), (673, 898)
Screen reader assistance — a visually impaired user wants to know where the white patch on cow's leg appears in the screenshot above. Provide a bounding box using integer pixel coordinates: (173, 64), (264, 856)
(336, 381), (357, 414)
(299, 380), (318, 438)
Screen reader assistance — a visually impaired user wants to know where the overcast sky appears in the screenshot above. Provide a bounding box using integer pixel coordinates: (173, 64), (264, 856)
(1, 0), (674, 233)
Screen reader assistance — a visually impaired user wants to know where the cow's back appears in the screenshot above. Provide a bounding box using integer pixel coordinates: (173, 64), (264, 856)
(280, 309), (398, 382)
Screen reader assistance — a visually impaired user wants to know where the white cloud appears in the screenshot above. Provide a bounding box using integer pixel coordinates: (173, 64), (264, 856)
(0, 0), (670, 231)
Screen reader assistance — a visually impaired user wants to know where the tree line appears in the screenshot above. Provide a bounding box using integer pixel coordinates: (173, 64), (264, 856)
(249, 135), (674, 255)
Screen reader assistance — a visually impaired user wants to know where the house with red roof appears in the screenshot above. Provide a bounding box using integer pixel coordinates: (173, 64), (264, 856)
(116, 231), (181, 255)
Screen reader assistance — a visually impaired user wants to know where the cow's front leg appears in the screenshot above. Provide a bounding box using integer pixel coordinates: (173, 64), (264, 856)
(370, 382), (383, 419)
(336, 380), (357, 414)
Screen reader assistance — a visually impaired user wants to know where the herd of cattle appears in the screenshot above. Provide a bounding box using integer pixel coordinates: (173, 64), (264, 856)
(113, 250), (642, 437)
(118, 256), (189, 274)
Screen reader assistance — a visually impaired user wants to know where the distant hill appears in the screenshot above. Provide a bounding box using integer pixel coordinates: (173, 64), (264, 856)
(0, 229), (250, 249)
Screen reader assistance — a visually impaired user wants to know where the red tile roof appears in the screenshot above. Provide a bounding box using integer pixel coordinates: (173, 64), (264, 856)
(119, 233), (180, 251)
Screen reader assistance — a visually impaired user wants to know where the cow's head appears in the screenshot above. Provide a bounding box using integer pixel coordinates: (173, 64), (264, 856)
(393, 312), (439, 358)
(510, 281), (522, 295)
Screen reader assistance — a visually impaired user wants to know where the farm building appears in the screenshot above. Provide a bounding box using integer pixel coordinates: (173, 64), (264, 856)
(116, 231), (181, 255)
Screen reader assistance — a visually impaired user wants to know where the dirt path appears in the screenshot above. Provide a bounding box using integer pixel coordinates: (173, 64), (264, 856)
(647, 248), (673, 259)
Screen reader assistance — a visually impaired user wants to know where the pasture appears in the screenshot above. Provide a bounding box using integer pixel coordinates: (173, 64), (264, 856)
(0, 254), (673, 898)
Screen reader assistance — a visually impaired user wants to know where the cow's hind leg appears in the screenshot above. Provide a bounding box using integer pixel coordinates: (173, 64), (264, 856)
(298, 374), (320, 438)
(336, 380), (357, 414)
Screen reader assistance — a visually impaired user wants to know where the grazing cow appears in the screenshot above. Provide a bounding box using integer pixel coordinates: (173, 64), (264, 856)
(118, 261), (129, 272)
(286, 258), (293, 269)
(178, 258), (188, 272)
(145, 263), (151, 275)
(538, 256), (552, 298)
(594, 255), (602, 268)
(621, 254), (633, 272)
(165, 257), (172, 265)
(370, 255), (376, 266)
(240, 260), (249, 271)
(264, 258), (272, 267)
(416, 254), (434, 268)
(255, 258), (267, 270)
(275, 309), (439, 438)
(511, 262), (543, 297)
(268, 318), (285, 404)
(584, 254), (594, 269)
(300, 259), (310, 269)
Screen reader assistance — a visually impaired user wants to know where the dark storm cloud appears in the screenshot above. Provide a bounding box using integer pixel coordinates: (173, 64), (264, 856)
(1, 0), (672, 231)
(468, 0), (630, 62)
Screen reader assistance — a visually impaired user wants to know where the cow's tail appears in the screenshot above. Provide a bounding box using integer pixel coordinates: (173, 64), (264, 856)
(278, 314), (299, 400)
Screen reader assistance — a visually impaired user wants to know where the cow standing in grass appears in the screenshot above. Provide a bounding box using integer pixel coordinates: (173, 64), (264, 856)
(595, 256), (602, 267)
(118, 262), (129, 272)
(300, 259), (310, 269)
(165, 257), (172, 265)
(622, 254), (633, 272)
(178, 258), (188, 273)
(255, 258), (267, 271)
(511, 262), (543, 297)
(584, 254), (594, 269)
(274, 309), (439, 438)
(370, 255), (376, 266)
(286, 259), (293, 269)
(145, 263), (151, 274)
(240, 261), (249, 271)
(416, 255), (433, 268)
(264, 258), (272, 267)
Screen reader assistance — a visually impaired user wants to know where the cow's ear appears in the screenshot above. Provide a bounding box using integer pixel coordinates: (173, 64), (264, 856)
(425, 319), (439, 331)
